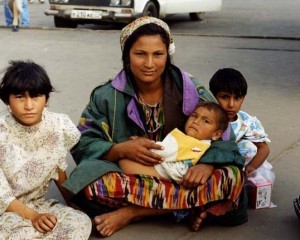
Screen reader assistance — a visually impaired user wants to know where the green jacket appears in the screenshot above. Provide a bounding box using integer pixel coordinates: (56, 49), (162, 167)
(63, 66), (236, 194)
(201, 140), (244, 167)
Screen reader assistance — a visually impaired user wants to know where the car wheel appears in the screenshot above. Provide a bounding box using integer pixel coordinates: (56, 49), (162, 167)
(142, 1), (158, 18)
(54, 16), (78, 28)
(189, 12), (204, 21)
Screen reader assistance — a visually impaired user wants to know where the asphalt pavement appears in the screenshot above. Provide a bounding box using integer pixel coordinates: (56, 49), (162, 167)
(0, 0), (300, 239)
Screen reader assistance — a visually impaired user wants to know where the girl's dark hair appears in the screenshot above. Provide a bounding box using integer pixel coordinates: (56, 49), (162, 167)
(195, 101), (229, 131)
(0, 60), (55, 104)
(122, 23), (171, 77)
(209, 68), (248, 97)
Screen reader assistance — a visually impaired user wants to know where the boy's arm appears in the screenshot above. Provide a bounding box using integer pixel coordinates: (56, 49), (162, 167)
(245, 141), (270, 175)
(55, 169), (72, 204)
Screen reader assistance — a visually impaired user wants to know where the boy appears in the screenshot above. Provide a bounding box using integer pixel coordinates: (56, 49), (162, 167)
(209, 68), (274, 184)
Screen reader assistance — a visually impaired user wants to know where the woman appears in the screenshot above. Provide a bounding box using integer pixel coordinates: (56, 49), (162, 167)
(63, 16), (248, 237)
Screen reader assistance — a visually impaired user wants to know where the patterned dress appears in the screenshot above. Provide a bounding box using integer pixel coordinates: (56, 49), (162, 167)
(0, 109), (91, 240)
(85, 168), (244, 210)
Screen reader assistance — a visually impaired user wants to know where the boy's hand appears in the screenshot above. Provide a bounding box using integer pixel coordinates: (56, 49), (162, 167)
(245, 164), (256, 176)
(31, 213), (57, 233)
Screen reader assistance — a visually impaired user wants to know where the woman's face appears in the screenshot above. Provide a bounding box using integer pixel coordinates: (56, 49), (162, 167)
(129, 34), (168, 86)
(8, 91), (47, 126)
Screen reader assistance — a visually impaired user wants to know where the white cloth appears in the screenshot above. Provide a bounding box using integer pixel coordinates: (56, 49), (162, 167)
(0, 109), (91, 240)
(153, 128), (211, 182)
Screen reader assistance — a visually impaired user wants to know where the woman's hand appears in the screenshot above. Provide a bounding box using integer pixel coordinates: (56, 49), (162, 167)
(31, 213), (57, 233)
(182, 163), (214, 189)
(121, 137), (164, 165)
(105, 137), (164, 165)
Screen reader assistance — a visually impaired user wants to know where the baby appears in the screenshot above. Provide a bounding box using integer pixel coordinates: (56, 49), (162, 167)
(120, 101), (243, 182)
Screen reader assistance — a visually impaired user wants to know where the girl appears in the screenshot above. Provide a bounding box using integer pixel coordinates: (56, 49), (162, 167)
(0, 60), (91, 239)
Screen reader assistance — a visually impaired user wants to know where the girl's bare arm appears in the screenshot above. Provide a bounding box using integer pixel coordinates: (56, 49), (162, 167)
(6, 199), (57, 233)
(54, 169), (72, 203)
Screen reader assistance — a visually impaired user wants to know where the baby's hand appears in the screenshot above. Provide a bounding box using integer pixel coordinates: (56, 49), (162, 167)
(31, 213), (57, 233)
(182, 163), (214, 189)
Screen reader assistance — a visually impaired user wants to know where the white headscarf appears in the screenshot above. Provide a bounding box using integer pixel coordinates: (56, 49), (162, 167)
(120, 16), (175, 56)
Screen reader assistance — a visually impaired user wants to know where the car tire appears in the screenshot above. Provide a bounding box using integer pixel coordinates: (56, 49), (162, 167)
(142, 1), (158, 18)
(54, 16), (78, 28)
(189, 12), (204, 21)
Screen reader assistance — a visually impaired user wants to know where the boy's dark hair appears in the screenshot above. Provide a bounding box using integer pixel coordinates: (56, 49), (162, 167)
(209, 68), (248, 97)
(0, 60), (55, 104)
(122, 23), (171, 77)
(195, 101), (229, 131)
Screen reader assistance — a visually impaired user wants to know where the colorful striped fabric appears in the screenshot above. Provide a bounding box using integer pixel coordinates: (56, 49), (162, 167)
(84, 165), (244, 210)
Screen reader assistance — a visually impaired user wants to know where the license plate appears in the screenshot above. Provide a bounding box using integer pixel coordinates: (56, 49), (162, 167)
(71, 10), (102, 19)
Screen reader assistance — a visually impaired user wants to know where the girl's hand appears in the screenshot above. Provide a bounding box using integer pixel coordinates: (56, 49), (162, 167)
(31, 213), (57, 233)
(182, 163), (214, 189)
(6, 199), (57, 233)
(117, 137), (164, 165)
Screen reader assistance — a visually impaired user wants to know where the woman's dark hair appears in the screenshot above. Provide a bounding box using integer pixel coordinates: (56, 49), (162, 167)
(122, 23), (171, 77)
(195, 101), (229, 132)
(0, 60), (55, 104)
(209, 68), (248, 97)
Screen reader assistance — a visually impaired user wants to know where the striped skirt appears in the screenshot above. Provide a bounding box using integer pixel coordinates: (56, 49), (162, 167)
(84, 165), (244, 210)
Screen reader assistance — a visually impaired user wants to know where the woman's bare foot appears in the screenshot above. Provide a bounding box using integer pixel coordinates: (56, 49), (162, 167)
(94, 206), (141, 237)
(191, 211), (207, 232)
(94, 204), (172, 237)
(189, 200), (232, 232)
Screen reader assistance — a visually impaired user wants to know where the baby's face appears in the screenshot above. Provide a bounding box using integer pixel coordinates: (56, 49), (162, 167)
(185, 106), (220, 140)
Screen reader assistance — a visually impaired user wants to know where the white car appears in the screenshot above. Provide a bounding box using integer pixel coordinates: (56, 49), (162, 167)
(45, 0), (222, 28)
